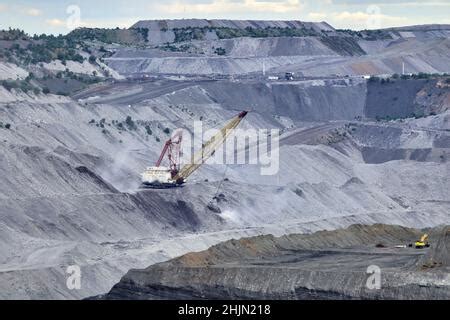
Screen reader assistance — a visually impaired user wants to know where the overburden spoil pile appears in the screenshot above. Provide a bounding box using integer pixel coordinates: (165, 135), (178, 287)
(102, 224), (450, 300)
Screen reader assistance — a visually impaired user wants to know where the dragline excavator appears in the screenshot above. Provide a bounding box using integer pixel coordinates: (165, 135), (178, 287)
(141, 111), (248, 188)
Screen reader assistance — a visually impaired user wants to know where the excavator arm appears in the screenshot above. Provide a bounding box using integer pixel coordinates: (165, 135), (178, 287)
(173, 111), (248, 183)
(415, 233), (430, 249)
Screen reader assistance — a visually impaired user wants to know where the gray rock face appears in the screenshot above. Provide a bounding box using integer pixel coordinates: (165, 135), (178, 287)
(365, 79), (439, 119)
(198, 80), (367, 121)
(101, 224), (450, 300)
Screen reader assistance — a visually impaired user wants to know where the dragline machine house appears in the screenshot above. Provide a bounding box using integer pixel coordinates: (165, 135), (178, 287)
(141, 111), (248, 188)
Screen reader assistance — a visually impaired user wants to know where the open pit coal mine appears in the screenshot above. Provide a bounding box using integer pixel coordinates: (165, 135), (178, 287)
(0, 20), (450, 300)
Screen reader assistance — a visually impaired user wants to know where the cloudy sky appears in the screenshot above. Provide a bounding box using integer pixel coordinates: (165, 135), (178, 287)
(0, 0), (449, 35)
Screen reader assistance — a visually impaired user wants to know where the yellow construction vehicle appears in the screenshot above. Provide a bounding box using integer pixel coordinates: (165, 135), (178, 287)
(414, 234), (430, 249)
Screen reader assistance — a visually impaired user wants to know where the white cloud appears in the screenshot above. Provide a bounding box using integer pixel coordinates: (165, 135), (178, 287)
(156, 0), (303, 15)
(44, 17), (139, 30)
(24, 8), (42, 17)
(329, 10), (409, 29)
(371, 0), (450, 7)
(45, 19), (66, 27)
(308, 12), (328, 21)
(78, 18), (139, 29)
